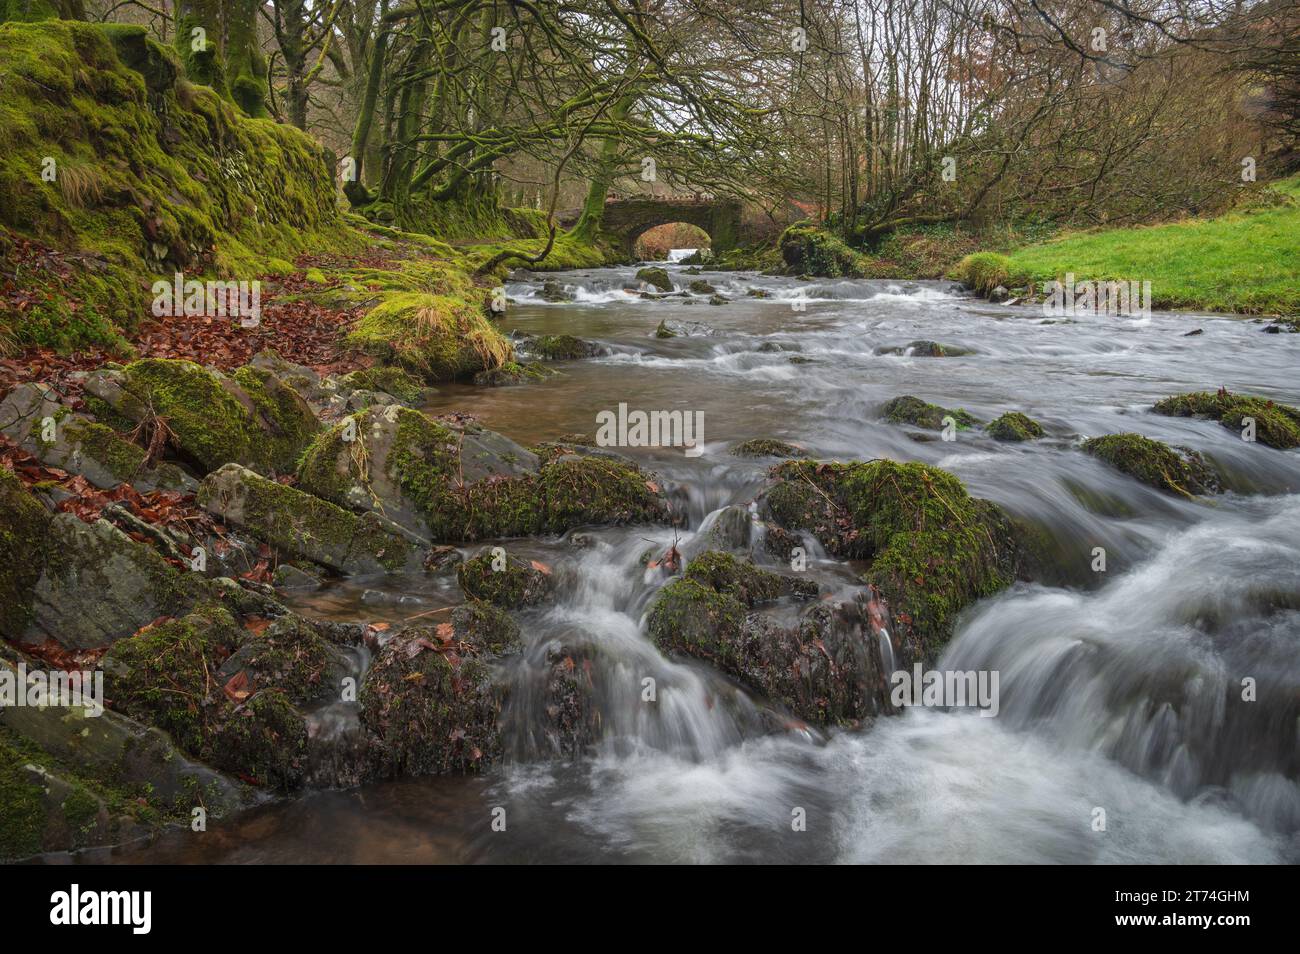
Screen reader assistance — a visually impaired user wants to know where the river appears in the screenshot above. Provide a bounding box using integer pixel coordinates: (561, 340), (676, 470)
(65, 261), (1300, 864)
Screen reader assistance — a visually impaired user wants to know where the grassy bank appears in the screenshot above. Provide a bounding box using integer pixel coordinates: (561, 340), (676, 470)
(951, 177), (1300, 315)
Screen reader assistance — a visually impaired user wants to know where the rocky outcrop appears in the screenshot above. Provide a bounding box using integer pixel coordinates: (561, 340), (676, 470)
(197, 463), (424, 575)
(297, 406), (669, 542)
(83, 358), (321, 475)
(0, 383), (191, 492)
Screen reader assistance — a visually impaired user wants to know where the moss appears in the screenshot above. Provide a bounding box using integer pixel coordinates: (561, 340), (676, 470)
(683, 550), (814, 604)
(231, 364), (322, 469)
(730, 438), (808, 459)
(238, 614), (339, 706)
(987, 411), (1044, 442)
(457, 550), (552, 608)
(344, 288), (512, 383)
(0, 468), (52, 638)
(0, 20), (352, 353)
(338, 365), (426, 403)
(450, 601), (521, 655)
(1082, 433), (1219, 497)
(536, 456), (667, 533)
(687, 279), (716, 294)
(646, 578), (748, 669)
(104, 604), (307, 791)
(1153, 390), (1300, 449)
(0, 735), (46, 860)
(778, 223), (868, 277)
(472, 361), (550, 387)
(635, 266), (672, 291)
(524, 334), (595, 360)
(61, 418), (146, 478)
(950, 251), (1029, 295)
(765, 459), (1015, 659)
(882, 395), (979, 430)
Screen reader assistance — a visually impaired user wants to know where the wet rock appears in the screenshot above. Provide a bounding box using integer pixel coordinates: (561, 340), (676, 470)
(197, 463), (424, 575)
(511, 332), (604, 360)
(296, 406), (668, 542)
(687, 279), (716, 295)
(472, 361), (551, 387)
(1081, 433), (1220, 497)
(654, 318), (715, 338)
(635, 266), (673, 292)
(273, 564), (324, 590)
(648, 552), (890, 725)
(746, 288), (772, 299)
(987, 411), (1044, 442)
(778, 224), (867, 278)
(359, 604), (521, 778)
(730, 438), (808, 459)
(708, 505), (753, 551)
(1153, 390), (1300, 449)
(0, 470), (53, 640)
(83, 358), (321, 475)
(457, 549), (554, 608)
(708, 294), (728, 306)
(881, 394), (979, 431)
(761, 459), (1021, 661)
(756, 340), (801, 353)
(989, 285), (1011, 302)
(540, 280), (572, 302)
(1183, 328), (1204, 336)
(875, 340), (973, 357)
(337, 365), (434, 405)
(0, 383), (191, 492)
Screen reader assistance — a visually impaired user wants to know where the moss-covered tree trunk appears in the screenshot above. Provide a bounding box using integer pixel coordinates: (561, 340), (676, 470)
(572, 95), (636, 241)
(173, 0), (265, 117)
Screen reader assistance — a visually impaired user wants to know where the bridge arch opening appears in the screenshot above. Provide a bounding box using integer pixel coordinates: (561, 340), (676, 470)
(632, 222), (711, 261)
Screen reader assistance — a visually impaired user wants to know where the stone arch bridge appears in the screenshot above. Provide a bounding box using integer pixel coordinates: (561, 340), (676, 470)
(559, 194), (750, 255)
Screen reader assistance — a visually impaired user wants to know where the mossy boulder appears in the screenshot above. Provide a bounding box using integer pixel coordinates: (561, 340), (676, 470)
(358, 606), (521, 779)
(730, 437), (808, 459)
(511, 332), (603, 360)
(876, 340), (973, 357)
(881, 395), (979, 431)
(197, 463), (423, 575)
(987, 411), (1044, 442)
(472, 361), (551, 387)
(19, 512), (206, 649)
(761, 459), (1019, 661)
(635, 266), (672, 292)
(83, 358), (320, 475)
(950, 252), (1028, 297)
(1153, 390), (1300, 449)
(647, 553), (887, 726)
(297, 406), (668, 542)
(457, 549), (553, 608)
(104, 605), (308, 791)
(1082, 433), (1220, 497)
(0, 383), (192, 491)
(687, 279), (716, 295)
(344, 276), (513, 383)
(778, 223), (867, 277)
(337, 365), (431, 404)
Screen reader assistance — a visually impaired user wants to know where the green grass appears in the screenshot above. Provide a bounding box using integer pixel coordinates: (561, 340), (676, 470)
(953, 177), (1300, 315)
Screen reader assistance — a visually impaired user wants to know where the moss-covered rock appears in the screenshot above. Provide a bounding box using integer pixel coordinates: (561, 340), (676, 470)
(762, 459), (1018, 661)
(1153, 390), (1300, 449)
(197, 462), (423, 575)
(344, 276), (513, 383)
(729, 437), (808, 459)
(338, 365), (430, 404)
(20, 512), (206, 649)
(457, 549), (553, 608)
(635, 266), (672, 291)
(881, 395), (979, 430)
(647, 554), (888, 726)
(876, 340), (973, 357)
(987, 411), (1044, 442)
(778, 223), (867, 277)
(472, 360), (551, 387)
(687, 279), (716, 295)
(949, 252), (1028, 296)
(82, 358), (320, 475)
(1082, 433), (1220, 497)
(0, 382), (191, 491)
(358, 607), (521, 779)
(511, 332), (602, 360)
(0, 469), (52, 639)
(105, 605), (307, 791)
(297, 407), (668, 542)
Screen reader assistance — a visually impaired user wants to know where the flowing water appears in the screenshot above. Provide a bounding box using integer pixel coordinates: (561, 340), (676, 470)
(70, 262), (1300, 864)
